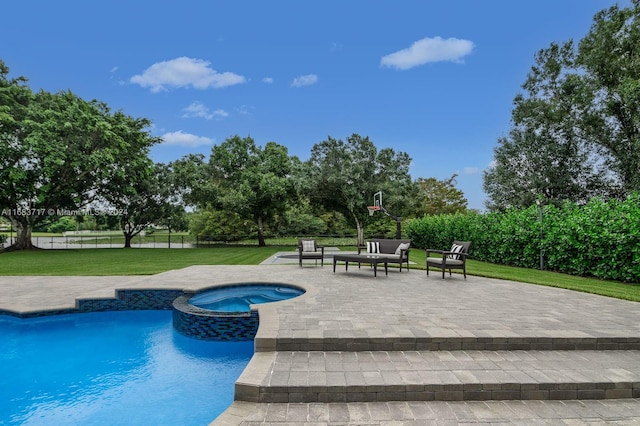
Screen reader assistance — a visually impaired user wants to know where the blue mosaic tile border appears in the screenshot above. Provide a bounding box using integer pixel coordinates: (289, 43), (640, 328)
(172, 295), (260, 341)
(1, 289), (184, 319)
(78, 289), (185, 312)
(1, 288), (262, 341)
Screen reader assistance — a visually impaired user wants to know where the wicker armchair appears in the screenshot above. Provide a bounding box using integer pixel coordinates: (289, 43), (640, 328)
(297, 239), (325, 267)
(426, 241), (471, 279)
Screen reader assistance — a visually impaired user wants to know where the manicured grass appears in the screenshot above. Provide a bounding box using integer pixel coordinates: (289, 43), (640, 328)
(0, 247), (284, 276)
(410, 249), (640, 302)
(1, 246), (638, 302)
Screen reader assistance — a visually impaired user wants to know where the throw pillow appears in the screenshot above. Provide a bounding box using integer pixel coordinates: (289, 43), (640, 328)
(366, 241), (380, 253)
(301, 240), (316, 252)
(448, 243), (464, 260)
(394, 242), (410, 255)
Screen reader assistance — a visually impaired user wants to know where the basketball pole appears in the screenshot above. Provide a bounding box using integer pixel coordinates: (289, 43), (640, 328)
(370, 191), (402, 239)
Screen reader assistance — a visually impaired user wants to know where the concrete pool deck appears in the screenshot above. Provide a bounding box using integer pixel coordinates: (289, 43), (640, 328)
(1, 264), (640, 424)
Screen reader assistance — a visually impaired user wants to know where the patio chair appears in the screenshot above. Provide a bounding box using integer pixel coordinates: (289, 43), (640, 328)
(426, 241), (471, 279)
(297, 239), (325, 267)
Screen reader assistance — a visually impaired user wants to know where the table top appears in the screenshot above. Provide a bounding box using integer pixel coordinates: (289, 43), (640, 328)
(333, 253), (387, 263)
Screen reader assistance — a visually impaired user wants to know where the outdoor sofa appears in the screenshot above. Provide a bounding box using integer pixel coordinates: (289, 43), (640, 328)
(358, 238), (411, 271)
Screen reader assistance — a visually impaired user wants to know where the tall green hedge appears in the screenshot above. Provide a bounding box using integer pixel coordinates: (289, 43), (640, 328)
(405, 194), (640, 283)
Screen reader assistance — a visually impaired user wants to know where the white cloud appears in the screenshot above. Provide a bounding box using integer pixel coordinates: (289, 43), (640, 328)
(262, 77), (274, 84)
(380, 37), (474, 70)
(463, 167), (480, 175)
(211, 109), (229, 119)
(131, 57), (246, 93)
(291, 74), (318, 87)
(160, 130), (213, 147)
(182, 102), (228, 120)
(234, 105), (253, 115)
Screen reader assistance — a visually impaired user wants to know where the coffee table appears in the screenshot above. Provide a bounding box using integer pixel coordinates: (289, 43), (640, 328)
(333, 253), (388, 277)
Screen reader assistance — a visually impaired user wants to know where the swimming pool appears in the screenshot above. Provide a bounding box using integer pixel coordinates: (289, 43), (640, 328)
(0, 310), (253, 426)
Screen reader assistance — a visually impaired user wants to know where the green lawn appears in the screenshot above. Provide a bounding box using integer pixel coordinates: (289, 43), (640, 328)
(0, 247), (284, 275)
(1, 246), (639, 302)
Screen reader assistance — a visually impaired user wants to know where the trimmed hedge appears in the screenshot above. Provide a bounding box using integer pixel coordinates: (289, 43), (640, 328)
(405, 194), (640, 283)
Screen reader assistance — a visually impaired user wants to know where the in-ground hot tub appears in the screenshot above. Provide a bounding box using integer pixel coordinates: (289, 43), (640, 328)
(172, 283), (304, 341)
(189, 284), (304, 312)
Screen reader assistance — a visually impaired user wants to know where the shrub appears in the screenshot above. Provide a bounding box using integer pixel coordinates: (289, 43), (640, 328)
(406, 194), (640, 283)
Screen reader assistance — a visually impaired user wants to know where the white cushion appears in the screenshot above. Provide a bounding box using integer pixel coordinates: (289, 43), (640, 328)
(366, 241), (380, 253)
(301, 240), (316, 252)
(448, 243), (464, 260)
(394, 242), (410, 255)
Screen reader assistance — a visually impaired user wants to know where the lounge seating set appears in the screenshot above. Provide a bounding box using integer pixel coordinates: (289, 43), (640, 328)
(298, 238), (471, 279)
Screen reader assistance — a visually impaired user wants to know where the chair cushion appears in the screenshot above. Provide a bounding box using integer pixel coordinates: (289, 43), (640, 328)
(427, 258), (464, 266)
(301, 240), (316, 252)
(395, 242), (410, 255)
(448, 243), (464, 260)
(366, 241), (380, 253)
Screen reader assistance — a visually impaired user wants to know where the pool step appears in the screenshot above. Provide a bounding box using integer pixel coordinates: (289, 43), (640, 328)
(235, 350), (640, 403)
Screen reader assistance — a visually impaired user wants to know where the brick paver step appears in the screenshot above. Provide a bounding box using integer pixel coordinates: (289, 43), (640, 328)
(265, 336), (640, 352)
(217, 399), (640, 424)
(235, 350), (640, 403)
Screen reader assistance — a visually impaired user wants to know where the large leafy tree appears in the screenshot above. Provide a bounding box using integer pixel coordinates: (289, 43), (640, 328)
(484, 1), (640, 210)
(0, 62), (160, 250)
(416, 174), (468, 216)
(307, 133), (415, 246)
(207, 135), (295, 247)
(102, 162), (181, 248)
(169, 153), (213, 209)
(577, 0), (640, 194)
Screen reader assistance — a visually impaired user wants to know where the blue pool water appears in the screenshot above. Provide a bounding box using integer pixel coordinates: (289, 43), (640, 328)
(0, 310), (254, 426)
(189, 284), (304, 312)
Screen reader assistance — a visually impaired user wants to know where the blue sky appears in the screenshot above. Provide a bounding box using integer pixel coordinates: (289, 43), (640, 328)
(3, 1), (629, 210)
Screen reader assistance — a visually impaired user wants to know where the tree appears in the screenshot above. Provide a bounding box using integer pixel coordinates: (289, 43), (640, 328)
(484, 39), (617, 211)
(207, 135), (295, 247)
(152, 163), (189, 241)
(307, 133), (415, 246)
(0, 62), (160, 250)
(576, 0), (640, 194)
(272, 201), (327, 236)
(416, 174), (468, 216)
(102, 162), (171, 248)
(189, 209), (255, 241)
(169, 153), (214, 209)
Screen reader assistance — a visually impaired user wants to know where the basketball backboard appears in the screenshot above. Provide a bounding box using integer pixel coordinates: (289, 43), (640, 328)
(373, 191), (383, 208)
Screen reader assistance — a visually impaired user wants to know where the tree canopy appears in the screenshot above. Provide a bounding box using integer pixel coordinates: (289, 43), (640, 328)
(0, 61), (160, 249)
(416, 174), (468, 216)
(484, 1), (640, 210)
(206, 135), (295, 246)
(306, 133), (415, 245)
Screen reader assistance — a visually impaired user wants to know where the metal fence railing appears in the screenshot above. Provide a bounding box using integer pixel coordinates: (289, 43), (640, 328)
(1, 234), (192, 249)
(1, 234), (367, 249)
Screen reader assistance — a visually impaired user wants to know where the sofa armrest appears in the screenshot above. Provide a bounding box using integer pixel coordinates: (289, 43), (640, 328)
(399, 248), (410, 259)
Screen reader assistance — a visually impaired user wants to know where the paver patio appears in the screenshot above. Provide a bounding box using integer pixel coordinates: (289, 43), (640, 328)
(1, 263), (639, 424)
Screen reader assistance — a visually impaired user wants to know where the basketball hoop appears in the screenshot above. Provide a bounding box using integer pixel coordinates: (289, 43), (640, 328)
(367, 205), (380, 216)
